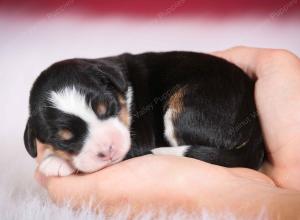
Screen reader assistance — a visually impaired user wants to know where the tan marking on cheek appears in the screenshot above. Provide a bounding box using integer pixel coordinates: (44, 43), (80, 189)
(45, 145), (73, 162)
(118, 95), (126, 105)
(118, 95), (130, 126)
(118, 105), (130, 127)
(54, 150), (73, 162)
(45, 145), (55, 154)
(57, 129), (73, 141)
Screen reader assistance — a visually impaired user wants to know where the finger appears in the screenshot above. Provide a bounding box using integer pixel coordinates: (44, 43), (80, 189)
(45, 174), (96, 207)
(34, 166), (88, 202)
(229, 167), (276, 186)
(211, 46), (263, 79)
(34, 164), (92, 198)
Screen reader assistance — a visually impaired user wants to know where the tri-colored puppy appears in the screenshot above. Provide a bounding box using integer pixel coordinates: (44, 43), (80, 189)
(24, 51), (265, 176)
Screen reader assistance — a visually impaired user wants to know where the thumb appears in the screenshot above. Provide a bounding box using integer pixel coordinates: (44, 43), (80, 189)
(211, 46), (262, 78)
(35, 168), (96, 206)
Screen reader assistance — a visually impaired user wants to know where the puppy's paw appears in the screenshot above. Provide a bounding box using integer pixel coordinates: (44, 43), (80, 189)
(39, 155), (75, 176)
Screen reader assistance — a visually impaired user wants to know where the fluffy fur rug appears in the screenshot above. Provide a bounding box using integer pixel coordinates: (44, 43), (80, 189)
(0, 144), (269, 220)
(0, 162), (239, 220)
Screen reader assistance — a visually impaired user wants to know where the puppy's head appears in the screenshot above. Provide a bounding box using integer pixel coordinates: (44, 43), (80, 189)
(24, 58), (132, 173)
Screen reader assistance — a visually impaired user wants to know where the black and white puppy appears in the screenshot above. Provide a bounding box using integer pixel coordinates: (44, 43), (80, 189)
(24, 51), (265, 176)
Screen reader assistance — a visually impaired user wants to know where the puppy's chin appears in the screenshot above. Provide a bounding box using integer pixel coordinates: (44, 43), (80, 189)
(72, 151), (127, 173)
(74, 159), (122, 173)
(72, 139), (131, 173)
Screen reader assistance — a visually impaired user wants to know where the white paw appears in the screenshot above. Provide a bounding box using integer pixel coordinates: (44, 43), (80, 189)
(39, 155), (75, 177)
(151, 146), (190, 156)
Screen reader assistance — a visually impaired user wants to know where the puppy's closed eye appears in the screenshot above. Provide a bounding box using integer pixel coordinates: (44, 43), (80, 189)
(57, 129), (74, 141)
(95, 103), (107, 116)
(91, 99), (110, 119)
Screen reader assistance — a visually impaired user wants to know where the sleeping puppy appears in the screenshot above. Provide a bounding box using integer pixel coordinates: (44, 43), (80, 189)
(24, 51), (265, 176)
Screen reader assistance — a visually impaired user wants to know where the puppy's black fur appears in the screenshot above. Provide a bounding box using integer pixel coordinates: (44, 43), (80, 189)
(24, 51), (265, 169)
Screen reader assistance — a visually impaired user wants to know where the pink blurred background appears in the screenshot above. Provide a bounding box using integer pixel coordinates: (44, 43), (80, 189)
(1, 0), (300, 16)
(0, 1), (299, 217)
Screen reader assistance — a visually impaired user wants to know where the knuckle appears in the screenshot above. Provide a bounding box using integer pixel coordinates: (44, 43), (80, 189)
(231, 45), (247, 50)
(258, 48), (299, 71)
(265, 48), (296, 61)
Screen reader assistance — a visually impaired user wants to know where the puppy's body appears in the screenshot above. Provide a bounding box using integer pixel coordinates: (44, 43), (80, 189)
(24, 51), (265, 176)
(124, 52), (264, 168)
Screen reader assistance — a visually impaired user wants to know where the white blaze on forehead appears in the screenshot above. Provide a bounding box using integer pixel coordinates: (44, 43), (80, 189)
(49, 86), (97, 123)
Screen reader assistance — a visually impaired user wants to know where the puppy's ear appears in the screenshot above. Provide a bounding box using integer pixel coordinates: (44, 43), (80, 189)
(96, 59), (128, 93)
(104, 68), (127, 93)
(23, 117), (37, 158)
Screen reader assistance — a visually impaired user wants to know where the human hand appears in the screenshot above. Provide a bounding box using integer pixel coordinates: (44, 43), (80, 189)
(35, 139), (300, 218)
(34, 47), (300, 217)
(213, 46), (300, 190)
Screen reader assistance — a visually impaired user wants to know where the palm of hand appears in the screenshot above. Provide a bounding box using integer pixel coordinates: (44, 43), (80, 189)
(35, 47), (300, 217)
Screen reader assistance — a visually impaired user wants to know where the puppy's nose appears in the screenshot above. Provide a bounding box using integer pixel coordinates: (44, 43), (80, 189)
(97, 146), (114, 160)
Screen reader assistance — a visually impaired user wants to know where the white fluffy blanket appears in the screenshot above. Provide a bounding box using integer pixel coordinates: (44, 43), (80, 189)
(0, 158), (242, 219)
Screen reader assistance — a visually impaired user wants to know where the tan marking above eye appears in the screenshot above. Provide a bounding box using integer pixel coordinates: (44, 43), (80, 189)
(54, 149), (73, 161)
(117, 94), (130, 126)
(57, 129), (74, 141)
(118, 105), (130, 127)
(118, 95), (126, 105)
(96, 103), (107, 116)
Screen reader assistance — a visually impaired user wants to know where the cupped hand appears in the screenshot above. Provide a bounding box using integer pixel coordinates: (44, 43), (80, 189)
(34, 47), (300, 217)
(213, 46), (300, 190)
(35, 140), (300, 218)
